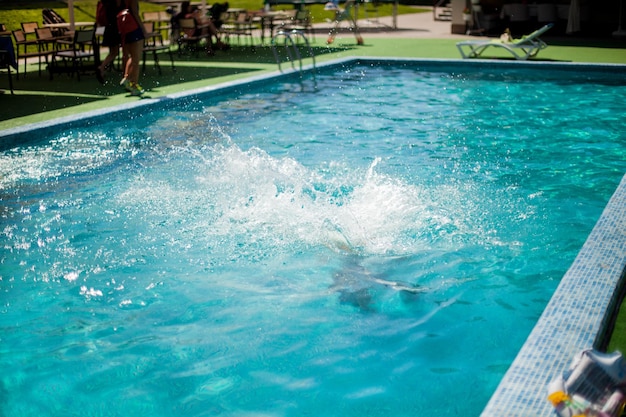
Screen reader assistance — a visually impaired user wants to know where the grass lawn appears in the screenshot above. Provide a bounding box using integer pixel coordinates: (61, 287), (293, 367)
(608, 298), (626, 353)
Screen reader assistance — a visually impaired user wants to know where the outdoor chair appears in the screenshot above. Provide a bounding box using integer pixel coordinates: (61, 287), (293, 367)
(279, 9), (314, 41)
(158, 11), (173, 40)
(143, 11), (161, 24)
(177, 18), (211, 56)
(35, 27), (63, 52)
(0, 35), (16, 94)
(456, 23), (553, 60)
(21, 22), (39, 39)
(12, 29), (53, 79)
(143, 11), (172, 41)
(42, 8), (66, 26)
(220, 11), (256, 47)
(50, 28), (98, 80)
(142, 21), (175, 74)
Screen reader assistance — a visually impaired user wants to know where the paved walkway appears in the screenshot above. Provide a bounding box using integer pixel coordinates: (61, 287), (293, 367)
(311, 6), (471, 39)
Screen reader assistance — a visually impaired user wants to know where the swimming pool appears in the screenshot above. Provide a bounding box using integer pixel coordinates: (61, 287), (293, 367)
(1, 59), (625, 417)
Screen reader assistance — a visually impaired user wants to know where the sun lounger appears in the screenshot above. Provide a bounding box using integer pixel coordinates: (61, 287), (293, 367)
(456, 23), (553, 60)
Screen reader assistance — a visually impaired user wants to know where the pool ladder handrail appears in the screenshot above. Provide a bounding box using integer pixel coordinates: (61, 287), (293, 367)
(271, 30), (316, 78)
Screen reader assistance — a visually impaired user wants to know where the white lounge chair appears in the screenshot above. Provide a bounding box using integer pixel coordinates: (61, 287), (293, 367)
(456, 23), (554, 60)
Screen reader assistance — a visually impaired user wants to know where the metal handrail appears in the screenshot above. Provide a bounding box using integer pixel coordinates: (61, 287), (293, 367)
(271, 30), (316, 79)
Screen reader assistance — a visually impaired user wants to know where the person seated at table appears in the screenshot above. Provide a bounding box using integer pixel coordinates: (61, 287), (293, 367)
(170, 1), (191, 40)
(185, 5), (229, 50)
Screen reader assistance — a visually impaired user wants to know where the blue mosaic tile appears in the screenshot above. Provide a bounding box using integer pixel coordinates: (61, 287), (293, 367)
(481, 174), (626, 417)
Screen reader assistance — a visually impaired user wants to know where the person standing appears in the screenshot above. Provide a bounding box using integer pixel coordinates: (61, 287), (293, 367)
(118, 0), (146, 96)
(96, 0), (122, 84)
(325, 0), (363, 46)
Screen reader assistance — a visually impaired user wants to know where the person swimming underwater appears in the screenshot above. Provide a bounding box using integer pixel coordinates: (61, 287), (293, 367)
(330, 255), (424, 311)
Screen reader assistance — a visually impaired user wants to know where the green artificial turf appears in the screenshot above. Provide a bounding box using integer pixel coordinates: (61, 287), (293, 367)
(608, 297), (626, 354)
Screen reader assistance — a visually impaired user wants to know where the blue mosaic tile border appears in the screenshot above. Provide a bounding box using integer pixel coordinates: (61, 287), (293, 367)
(481, 174), (626, 417)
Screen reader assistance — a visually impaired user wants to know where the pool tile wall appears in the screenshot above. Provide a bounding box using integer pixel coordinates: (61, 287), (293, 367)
(480, 174), (626, 417)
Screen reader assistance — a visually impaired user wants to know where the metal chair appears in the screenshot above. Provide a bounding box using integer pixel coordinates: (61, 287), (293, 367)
(12, 29), (53, 79)
(177, 18), (212, 56)
(221, 11), (256, 47)
(142, 21), (175, 74)
(21, 22), (39, 39)
(279, 9), (314, 41)
(50, 29), (97, 80)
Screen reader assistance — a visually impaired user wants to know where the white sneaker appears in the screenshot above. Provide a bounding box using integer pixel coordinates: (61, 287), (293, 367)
(129, 82), (145, 96)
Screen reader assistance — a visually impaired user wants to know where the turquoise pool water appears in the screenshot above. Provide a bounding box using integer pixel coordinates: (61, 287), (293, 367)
(1, 61), (625, 416)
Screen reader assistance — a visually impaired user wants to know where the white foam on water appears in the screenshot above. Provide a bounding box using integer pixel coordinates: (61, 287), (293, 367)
(117, 139), (460, 262)
(0, 133), (142, 190)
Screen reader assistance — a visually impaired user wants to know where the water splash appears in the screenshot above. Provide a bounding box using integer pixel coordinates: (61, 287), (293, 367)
(117, 140), (456, 263)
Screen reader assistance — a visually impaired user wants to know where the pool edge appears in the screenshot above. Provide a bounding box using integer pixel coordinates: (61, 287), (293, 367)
(480, 174), (626, 417)
(2, 58), (626, 146)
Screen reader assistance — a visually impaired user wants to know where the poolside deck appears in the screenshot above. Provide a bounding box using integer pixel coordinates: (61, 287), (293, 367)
(1, 8), (625, 132)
